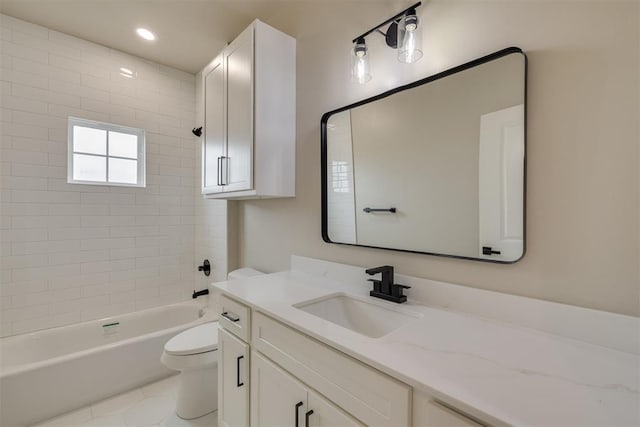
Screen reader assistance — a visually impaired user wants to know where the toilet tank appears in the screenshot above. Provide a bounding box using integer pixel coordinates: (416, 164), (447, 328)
(228, 268), (264, 280)
(207, 268), (264, 315)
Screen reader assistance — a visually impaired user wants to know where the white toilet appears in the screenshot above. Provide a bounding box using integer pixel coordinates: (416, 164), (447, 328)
(161, 268), (264, 420)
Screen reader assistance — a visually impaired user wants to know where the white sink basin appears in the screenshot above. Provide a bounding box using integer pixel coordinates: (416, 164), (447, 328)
(294, 294), (421, 338)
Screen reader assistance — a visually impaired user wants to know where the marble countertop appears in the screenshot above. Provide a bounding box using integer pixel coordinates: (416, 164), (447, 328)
(213, 270), (639, 426)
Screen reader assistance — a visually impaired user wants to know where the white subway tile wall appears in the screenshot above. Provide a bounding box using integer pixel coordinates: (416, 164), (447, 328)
(0, 14), (228, 337)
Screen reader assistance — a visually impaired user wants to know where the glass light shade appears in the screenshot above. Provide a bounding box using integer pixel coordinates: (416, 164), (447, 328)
(351, 40), (372, 84)
(397, 13), (423, 63)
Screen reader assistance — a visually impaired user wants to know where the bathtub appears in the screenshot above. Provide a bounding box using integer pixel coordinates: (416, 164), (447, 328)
(0, 300), (216, 427)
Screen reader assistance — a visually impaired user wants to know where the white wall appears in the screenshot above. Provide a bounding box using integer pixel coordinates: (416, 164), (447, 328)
(239, 1), (639, 316)
(0, 15), (199, 336)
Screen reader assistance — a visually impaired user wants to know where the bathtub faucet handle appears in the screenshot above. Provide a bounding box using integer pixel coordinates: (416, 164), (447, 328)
(197, 260), (211, 276)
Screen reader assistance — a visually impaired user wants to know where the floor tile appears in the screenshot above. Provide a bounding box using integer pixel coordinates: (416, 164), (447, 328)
(91, 389), (145, 418)
(78, 414), (126, 427)
(32, 407), (93, 427)
(33, 376), (219, 427)
(162, 411), (217, 427)
(123, 394), (175, 426)
(141, 375), (179, 398)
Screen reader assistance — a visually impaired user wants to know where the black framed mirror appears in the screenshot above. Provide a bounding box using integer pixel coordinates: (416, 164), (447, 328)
(321, 47), (527, 263)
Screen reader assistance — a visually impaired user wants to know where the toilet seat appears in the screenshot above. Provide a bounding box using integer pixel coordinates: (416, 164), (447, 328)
(164, 322), (218, 356)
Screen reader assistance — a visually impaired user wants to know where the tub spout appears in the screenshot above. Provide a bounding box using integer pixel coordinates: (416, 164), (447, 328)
(192, 289), (209, 299)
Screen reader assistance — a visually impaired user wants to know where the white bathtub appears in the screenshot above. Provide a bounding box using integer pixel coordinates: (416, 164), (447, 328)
(0, 300), (216, 427)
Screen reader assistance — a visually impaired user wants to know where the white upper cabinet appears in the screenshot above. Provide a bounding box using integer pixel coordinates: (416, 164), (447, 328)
(203, 56), (225, 194)
(201, 20), (296, 199)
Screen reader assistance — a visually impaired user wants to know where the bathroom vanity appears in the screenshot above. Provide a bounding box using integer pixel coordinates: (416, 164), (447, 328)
(213, 256), (639, 427)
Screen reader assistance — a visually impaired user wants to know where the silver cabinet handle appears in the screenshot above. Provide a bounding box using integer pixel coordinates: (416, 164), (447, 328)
(221, 311), (240, 322)
(222, 156), (228, 186)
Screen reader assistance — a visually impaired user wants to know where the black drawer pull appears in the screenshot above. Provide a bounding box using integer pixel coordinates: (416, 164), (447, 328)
(363, 207), (396, 213)
(305, 409), (314, 427)
(221, 312), (240, 322)
(295, 401), (303, 427)
(236, 355), (244, 387)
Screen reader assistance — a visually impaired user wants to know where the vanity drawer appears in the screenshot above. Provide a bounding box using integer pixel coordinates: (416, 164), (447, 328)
(219, 295), (251, 342)
(413, 398), (485, 427)
(252, 311), (411, 427)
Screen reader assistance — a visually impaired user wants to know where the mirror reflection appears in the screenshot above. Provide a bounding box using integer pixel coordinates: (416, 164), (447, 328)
(322, 49), (526, 262)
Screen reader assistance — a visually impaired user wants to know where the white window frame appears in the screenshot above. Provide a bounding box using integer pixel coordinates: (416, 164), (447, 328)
(67, 117), (146, 187)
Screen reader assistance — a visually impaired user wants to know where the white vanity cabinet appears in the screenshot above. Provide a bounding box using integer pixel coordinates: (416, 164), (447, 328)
(218, 327), (250, 427)
(218, 295), (252, 427)
(252, 351), (363, 427)
(251, 312), (411, 427)
(413, 391), (484, 427)
(201, 19), (296, 199)
(217, 295), (485, 427)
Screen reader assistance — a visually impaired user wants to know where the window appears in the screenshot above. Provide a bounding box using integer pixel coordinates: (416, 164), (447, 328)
(67, 117), (145, 187)
(331, 160), (351, 193)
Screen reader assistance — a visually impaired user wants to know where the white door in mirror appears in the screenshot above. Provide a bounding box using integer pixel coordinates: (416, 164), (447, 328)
(479, 104), (525, 261)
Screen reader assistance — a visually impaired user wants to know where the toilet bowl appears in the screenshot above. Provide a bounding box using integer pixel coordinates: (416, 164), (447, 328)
(161, 322), (219, 419)
(161, 267), (264, 419)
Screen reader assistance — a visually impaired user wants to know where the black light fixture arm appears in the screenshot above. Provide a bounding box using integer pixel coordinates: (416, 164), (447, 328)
(351, 1), (422, 43)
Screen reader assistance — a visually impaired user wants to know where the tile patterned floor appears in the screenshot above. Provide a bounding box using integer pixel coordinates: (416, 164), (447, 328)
(32, 375), (218, 427)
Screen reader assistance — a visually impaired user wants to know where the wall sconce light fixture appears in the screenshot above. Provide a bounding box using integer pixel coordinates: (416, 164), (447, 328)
(351, 1), (423, 83)
(351, 37), (372, 84)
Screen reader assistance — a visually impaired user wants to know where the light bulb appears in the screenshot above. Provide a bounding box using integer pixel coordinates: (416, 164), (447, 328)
(397, 11), (422, 64)
(351, 38), (371, 84)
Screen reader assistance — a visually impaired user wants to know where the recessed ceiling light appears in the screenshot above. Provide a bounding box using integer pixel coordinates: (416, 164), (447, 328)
(119, 67), (133, 75)
(120, 72), (134, 79)
(136, 28), (156, 41)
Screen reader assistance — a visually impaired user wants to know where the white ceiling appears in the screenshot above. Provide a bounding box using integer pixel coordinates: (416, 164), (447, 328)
(0, 0), (294, 74)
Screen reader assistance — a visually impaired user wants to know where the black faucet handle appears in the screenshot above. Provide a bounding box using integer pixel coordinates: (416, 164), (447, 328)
(197, 259), (211, 276)
(390, 283), (410, 300)
(367, 278), (382, 293)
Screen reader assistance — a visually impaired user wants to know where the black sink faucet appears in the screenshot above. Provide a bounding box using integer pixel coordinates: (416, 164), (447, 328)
(365, 265), (410, 303)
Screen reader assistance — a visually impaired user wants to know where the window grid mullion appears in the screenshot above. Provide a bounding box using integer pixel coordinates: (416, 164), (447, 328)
(73, 151), (137, 161)
(105, 130), (110, 182)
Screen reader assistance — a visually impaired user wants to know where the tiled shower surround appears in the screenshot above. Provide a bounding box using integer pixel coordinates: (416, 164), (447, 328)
(0, 15), (225, 337)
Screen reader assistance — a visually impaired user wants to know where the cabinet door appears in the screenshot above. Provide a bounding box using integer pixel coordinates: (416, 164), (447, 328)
(307, 390), (365, 427)
(218, 327), (250, 427)
(251, 351), (307, 427)
(224, 25), (254, 193)
(202, 55), (225, 194)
